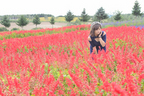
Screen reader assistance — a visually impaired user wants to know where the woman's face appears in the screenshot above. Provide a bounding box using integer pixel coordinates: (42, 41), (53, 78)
(95, 27), (101, 34)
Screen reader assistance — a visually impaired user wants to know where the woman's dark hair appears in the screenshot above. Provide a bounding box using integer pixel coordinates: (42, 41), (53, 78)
(89, 23), (102, 37)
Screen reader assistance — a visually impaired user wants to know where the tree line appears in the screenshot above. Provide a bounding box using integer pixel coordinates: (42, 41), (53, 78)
(0, 0), (143, 30)
(0, 14), (53, 21)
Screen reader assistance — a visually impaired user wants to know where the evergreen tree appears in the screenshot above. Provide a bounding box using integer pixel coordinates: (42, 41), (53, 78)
(132, 0), (142, 17)
(16, 15), (29, 30)
(93, 7), (108, 22)
(65, 10), (74, 24)
(50, 16), (55, 28)
(114, 11), (122, 21)
(1, 15), (10, 28)
(33, 15), (41, 28)
(79, 8), (90, 23)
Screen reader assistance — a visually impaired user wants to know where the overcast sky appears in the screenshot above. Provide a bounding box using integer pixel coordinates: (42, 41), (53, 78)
(0, 0), (144, 16)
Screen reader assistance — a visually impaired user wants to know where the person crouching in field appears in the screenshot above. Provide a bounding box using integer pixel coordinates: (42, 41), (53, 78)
(88, 22), (106, 55)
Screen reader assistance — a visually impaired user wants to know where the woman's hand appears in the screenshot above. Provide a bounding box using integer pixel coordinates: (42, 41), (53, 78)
(98, 31), (102, 38)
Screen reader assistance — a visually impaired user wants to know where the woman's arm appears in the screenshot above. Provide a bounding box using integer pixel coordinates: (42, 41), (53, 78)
(99, 32), (106, 47)
(88, 36), (94, 47)
(88, 36), (97, 54)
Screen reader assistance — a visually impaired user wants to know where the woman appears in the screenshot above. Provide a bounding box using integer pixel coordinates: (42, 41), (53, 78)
(88, 22), (106, 54)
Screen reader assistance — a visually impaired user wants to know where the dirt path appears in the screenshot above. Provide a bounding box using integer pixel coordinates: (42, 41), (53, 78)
(0, 22), (67, 31)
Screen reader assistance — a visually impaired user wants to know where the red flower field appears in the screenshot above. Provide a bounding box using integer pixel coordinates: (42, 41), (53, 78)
(0, 25), (144, 96)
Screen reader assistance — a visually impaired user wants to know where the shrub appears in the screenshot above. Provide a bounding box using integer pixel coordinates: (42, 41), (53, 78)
(31, 27), (43, 30)
(71, 19), (82, 25)
(0, 27), (9, 32)
(11, 28), (20, 31)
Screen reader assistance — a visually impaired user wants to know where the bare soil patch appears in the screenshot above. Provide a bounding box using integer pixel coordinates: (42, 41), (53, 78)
(0, 22), (67, 31)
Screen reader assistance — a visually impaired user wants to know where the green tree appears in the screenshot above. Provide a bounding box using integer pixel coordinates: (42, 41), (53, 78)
(93, 7), (108, 22)
(1, 15), (10, 28)
(79, 8), (90, 23)
(132, 0), (143, 17)
(65, 10), (74, 25)
(50, 16), (55, 28)
(16, 15), (29, 30)
(33, 15), (41, 28)
(114, 11), (122, 21)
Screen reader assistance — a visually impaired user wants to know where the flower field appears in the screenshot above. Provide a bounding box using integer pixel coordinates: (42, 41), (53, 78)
(39, 17), (79, 22)
(0, 25), (144, 96)
(0, 25), (89, 40)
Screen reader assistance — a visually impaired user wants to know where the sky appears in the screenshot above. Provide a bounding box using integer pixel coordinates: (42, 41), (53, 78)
(0, 0), (144, 17)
